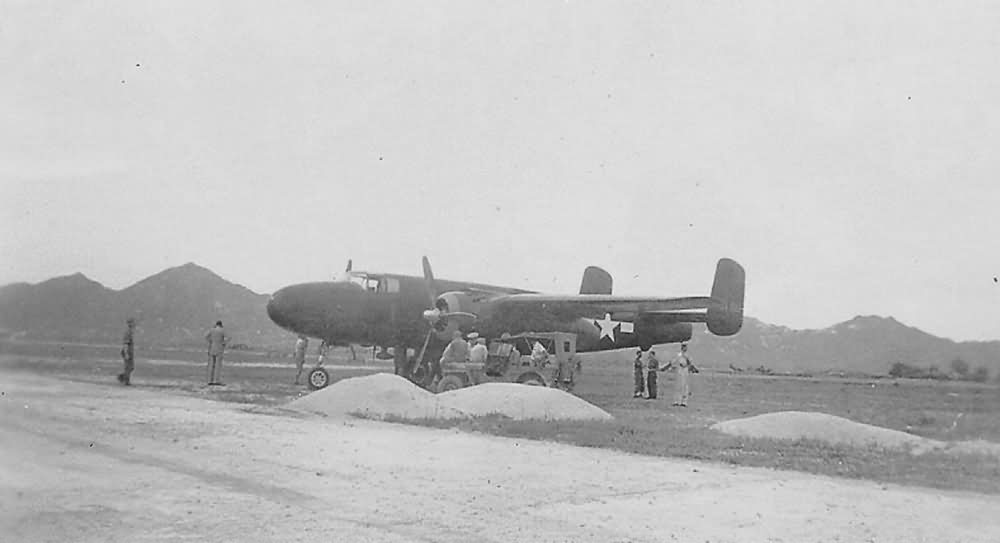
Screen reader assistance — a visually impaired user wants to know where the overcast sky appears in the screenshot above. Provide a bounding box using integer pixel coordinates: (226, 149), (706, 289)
(2, 1), (998, 341)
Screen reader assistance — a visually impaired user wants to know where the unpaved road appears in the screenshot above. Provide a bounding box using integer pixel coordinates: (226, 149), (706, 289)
(2, 370), (998, 543)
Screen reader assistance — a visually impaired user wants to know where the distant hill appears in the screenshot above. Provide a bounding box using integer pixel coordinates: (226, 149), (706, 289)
(0, 263), (289, 348)
(2, 265), (998, 378)
(0, 273), (118, 341)
(688, 315), (1000, 379)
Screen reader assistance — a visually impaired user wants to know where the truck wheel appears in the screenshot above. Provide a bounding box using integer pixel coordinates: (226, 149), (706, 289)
(307, 367), (330, 390)
(516, 372), (546, 386)
(436, 375), (465, 393)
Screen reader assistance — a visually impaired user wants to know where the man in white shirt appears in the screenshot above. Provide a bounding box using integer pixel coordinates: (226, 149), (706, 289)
(469, 338), (488, 365)
(661, 343), (697, 406)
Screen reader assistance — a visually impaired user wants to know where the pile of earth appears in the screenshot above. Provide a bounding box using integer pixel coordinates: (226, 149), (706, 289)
(437, 383), (612, 421)
(712, 411), (1000, 458)
(285, 373), (612, 422)
(287, 373), (466, 420)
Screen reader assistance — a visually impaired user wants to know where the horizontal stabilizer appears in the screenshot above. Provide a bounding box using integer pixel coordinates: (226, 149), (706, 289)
(706, 258), (744, 336)
(579, 266), (613, 295)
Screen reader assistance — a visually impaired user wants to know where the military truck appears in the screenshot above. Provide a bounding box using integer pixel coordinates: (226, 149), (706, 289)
(434, 331), (579, 393)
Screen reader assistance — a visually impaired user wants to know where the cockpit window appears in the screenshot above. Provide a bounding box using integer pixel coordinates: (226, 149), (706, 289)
(349, 275), (377, 291)
(349, 275), (399, 294)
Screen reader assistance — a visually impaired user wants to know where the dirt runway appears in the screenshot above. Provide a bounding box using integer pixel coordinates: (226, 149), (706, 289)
(2, 369), (998, 543)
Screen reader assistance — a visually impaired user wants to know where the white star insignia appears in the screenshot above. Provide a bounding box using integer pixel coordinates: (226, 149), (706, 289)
(594, 313), (619, 342)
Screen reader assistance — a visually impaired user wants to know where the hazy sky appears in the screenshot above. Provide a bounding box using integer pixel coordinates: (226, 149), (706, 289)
(2, 1), (998, 341)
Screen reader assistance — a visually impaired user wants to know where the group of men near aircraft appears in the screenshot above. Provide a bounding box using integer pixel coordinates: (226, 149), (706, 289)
(121, 317), (699, 405)
(634, 343), (698, 406)
(117, 318), (229, 386)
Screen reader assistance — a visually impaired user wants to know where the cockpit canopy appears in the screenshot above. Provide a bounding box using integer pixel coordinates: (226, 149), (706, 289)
(345, 273), (400, 294)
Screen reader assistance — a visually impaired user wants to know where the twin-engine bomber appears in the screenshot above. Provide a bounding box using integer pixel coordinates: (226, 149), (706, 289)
(266, 256), (744, 380)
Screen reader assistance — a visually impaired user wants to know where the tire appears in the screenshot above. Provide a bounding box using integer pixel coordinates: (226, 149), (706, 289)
(516, 372), (546, 387)
(436, 374), (466, 393)
(307, 367), (330, 390)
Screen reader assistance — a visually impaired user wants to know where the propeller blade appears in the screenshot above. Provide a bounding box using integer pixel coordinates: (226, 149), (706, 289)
(422, 309), (478, 325)
(415, 329), (433, 370)
(421, 256), (437, 307)
(441, 311), (478, 321)
(334, 258), (353, 282)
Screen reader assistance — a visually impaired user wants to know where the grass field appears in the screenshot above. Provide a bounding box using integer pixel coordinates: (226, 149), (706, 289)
(2, 340), (998, 494)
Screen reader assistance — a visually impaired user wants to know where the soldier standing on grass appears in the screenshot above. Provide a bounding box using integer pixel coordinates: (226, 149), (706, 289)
(117, 318), (136, 385)
(316, 340), (330, 367)
(633, 350), (645, 398)
(204, 320), (228, 386)
(293, 335), (309, 385)
(646, 350), (659, 399)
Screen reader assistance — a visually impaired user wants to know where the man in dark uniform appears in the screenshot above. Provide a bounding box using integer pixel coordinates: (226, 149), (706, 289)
(118, 318), (136, 385)
(646, 350), (659, 399)
(204, 320), (228, 386)
(633, 349), (645, 398)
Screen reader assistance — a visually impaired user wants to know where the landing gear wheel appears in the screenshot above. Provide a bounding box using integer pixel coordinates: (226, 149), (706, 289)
(307, 367), (330, 390)
(436, 375), (465, 393)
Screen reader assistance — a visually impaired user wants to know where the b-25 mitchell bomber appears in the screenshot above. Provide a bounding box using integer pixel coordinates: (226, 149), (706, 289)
(266, 256), (744, 382)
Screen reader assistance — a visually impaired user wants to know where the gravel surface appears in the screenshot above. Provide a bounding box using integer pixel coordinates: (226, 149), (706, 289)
(4, 370), (1000, 542)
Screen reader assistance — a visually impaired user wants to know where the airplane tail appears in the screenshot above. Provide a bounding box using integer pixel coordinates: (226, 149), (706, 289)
(580, 266), (612, 295)
(706, 258), (744, 336)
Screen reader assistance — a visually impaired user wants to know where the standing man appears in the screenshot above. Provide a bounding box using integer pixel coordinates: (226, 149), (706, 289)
(204, 320), (228, 386)
(117, 318), (136, 385)
(293, 334), (309, 385)
(633, 349), (645, 398)
(646, 350), (659, 399)
(316, 340), (330, 367)
(661, 343), (696, 407)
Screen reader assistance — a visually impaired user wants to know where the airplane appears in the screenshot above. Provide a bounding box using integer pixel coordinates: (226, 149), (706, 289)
(266, 256), (744, 383)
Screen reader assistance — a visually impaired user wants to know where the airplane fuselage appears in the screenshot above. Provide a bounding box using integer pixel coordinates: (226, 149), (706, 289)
(266, 273), (693, 353)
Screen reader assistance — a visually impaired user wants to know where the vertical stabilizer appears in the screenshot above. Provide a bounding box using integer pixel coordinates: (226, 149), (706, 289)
(580, 266), (613, 295)
(706, 258), (744, 336)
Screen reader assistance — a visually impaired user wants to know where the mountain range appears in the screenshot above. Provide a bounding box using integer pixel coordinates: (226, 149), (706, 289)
(1, 264), (997, 378)
(689, 315), (999, 378)
(0, 263), (287, 348)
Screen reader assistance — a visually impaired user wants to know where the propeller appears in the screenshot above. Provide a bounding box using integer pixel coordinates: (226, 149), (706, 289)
(334, 259), (353, 282)
(421, 256), (436, 306)
(412, 256), (477, 386)
(420, 256), (478, 330)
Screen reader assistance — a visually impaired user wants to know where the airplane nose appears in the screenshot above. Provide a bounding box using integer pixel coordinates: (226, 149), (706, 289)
(266, 287), (295, 330)
(266, 282), (360, 337)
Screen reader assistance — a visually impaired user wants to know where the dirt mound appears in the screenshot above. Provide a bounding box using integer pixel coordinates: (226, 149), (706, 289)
(438, 383), (613, 421)
(944, 439), (1000, 459)
(286, 373), (465, 420)
(713, 412), (1000, 460)
(712, 411), (944, 453)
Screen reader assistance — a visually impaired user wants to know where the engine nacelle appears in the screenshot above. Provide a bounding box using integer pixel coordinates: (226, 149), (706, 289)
(428, 291), (482, 340)
(434, 291), (474, 316)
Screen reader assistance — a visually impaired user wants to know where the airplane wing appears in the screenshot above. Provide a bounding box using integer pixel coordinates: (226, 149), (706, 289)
(490, 294), (718, 313)
(490, 258), (745, 336)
